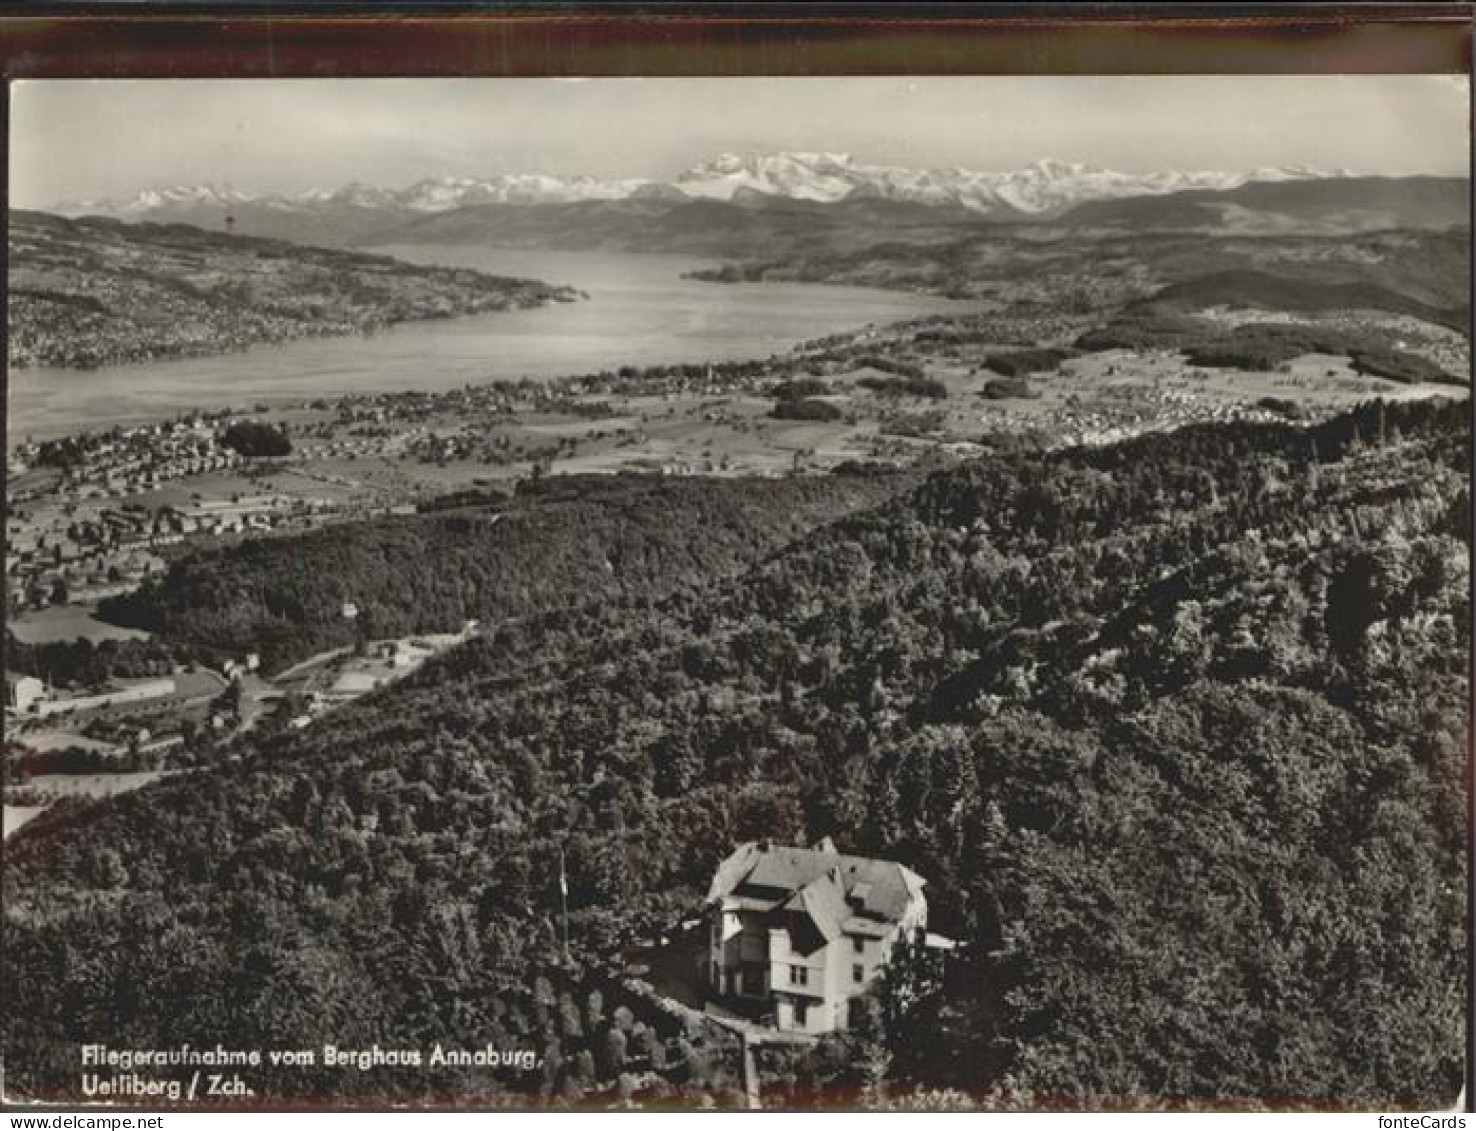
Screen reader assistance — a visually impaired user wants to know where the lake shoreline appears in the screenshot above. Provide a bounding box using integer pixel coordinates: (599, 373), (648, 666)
(9, 245), (980, 445)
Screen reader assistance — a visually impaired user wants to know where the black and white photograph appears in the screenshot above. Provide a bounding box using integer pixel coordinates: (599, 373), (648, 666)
(1, 14), (1471, 1115)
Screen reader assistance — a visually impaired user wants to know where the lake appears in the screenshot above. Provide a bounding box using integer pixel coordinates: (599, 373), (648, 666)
(8, 247), (978, 442)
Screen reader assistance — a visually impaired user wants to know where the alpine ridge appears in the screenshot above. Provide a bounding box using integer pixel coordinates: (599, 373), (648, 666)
(55, 152), (1360, 222)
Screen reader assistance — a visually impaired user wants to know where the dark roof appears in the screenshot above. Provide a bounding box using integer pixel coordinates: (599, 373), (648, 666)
(708, 841), (926, 940)
(784, 870), (851, 943)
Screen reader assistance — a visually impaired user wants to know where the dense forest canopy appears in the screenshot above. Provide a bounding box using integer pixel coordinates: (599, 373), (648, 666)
(95, 472), (913, 674)
(220, 421), (293, 458)
(4, 397), (1468, 1109)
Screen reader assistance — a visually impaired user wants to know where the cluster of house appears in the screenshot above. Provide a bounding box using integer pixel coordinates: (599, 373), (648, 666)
(1034, 392), (1285, 450)
(10, 419), (246, 495)
(315, 436), (397, 460)
(404, 430), (478, 464)
(279, 627), (477, 731)
(7, 531), (168, 610)
(8, 259), (375, 370)
(7, 493), (340, 613)
(6, 653), (265, 768)
(5, 670), (178, 721)
(163, 495), (338, 536)
(220, 652), (262, 681)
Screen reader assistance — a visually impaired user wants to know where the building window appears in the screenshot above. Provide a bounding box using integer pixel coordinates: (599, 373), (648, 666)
(795, 1001), (809, 1027)
(789, 965), (808, 987)
(853, 964), (864, 984)
(852, 936), (865, 953)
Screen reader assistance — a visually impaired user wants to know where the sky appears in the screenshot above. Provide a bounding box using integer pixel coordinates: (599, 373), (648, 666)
(10, 75), (1470, 208)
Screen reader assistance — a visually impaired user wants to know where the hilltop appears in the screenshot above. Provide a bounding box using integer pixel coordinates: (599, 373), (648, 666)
(357, 194), (986, 258)
(93, 471), (917, 673)
(687, 220), (1470, 355)
(7, 211), (581, 370)
(1059, 175), (1470, 234)
(3, 399), (1466, 1108)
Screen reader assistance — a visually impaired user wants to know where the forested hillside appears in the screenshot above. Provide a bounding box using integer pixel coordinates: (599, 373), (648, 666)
(687, 224), (1469, 321)
(4, 399), (1467, 1109)
(1059, 175), (1470, 232)
(96, 471), (914, 673)
(8, 211), (580, 370)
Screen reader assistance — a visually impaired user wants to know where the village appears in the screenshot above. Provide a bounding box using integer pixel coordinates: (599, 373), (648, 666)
(10, 307), (1448, 569)
(9, 312), (1441, 641)
(3, 620), (478, 840)
(5, 309), (1455, 852)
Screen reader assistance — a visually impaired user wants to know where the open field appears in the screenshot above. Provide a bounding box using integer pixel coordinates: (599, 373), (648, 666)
(15, 769), (173, 798)
(9, 603), (153, 644)
(2, 806), (48, 840)
(221, 340), (1459, 487)
(3, 770), (176, 839)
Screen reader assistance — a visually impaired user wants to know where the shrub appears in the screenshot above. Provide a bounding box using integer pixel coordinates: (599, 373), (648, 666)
(981, 377), (1040, 400)
(854, 354), (926, 380)
(220, 420), (292, 457)
(1256, 397), (1306, 419)
(982, 348), (1073, 377)
(1348, 348), (1451, 384)
(857, 375), (948, 400)
(770, 377), (832, 400)
(772, 397), (843, 422)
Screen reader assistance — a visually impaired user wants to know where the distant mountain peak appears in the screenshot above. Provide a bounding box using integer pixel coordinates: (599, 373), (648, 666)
(666, 151), (1354, 216)
(1029, 157), (1091, 177)
(52, 153), (1367, 224)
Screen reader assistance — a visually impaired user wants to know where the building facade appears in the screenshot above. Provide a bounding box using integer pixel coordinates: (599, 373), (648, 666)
(703, 839), (928, 1035)
(27, 677), (177, 719)
(5, 672), (46, 714)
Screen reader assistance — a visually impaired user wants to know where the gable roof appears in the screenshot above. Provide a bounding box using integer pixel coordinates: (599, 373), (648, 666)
(785, 868), (851, 944)
(707, 841), (926, 940)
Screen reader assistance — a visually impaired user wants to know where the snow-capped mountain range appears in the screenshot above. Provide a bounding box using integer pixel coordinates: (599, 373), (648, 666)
(55, 152), (1357, 221)
(670, 153), (1352, 215)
